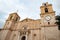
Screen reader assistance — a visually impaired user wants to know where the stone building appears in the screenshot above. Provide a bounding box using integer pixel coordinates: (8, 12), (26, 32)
(0, 2), (59, 40)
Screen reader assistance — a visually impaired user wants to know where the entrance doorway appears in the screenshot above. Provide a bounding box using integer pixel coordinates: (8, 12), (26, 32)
(21, 36), (26, 40)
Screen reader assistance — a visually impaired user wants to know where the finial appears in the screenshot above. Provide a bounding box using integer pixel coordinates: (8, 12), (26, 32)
(17, 10), (18, 12)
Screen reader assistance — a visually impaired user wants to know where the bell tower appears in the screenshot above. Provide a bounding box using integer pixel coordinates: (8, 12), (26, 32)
(4, 12), (20, 29)
(40, 2), (56, 26)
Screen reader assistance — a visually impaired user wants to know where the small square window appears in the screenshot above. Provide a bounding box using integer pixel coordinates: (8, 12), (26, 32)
(48, 22), (50, 24)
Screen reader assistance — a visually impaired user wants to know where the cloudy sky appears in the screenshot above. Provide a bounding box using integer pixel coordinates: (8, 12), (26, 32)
(0, 0), (60, 28)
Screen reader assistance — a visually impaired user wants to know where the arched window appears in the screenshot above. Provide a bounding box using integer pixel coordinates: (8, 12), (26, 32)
(10, 16), (13, 20)
(16, 18), (18, 21)
(44, 3), (46, 6)
(21, 36), (26, 40)
(45, 8), (48, 12)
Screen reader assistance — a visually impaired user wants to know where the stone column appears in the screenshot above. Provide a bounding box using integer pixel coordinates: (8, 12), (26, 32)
(41, 27), (45, 40)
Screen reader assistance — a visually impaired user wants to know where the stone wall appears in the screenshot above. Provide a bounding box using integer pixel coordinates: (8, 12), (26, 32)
(0, 29), (11, 40)
(41, 26), (59, 40)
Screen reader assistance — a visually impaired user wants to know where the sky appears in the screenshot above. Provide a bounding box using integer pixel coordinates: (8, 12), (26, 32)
(0, 0), (60, 28)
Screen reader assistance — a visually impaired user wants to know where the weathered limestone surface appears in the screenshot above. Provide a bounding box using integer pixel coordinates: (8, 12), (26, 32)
(0, 2), (59, 40)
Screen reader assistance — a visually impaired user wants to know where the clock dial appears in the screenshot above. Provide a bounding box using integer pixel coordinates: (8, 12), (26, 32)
(45, 16), (51, 21)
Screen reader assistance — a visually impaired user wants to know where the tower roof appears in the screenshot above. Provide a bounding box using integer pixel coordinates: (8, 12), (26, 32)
(10, 12), (20, 18)
(40, 2), (52, 8)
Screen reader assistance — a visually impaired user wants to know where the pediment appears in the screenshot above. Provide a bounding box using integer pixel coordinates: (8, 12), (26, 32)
(21, 18), (35, 22)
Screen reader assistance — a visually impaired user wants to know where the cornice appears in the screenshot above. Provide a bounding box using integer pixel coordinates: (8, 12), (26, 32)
(40, 4), (52, 8)
(41, 24), (57, 27)
(40, 11), (55, 15)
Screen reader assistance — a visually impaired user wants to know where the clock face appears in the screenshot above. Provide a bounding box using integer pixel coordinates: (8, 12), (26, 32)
(45, 15), (51, 21)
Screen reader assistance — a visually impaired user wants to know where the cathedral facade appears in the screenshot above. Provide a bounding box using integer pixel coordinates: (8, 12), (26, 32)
(0, 2), (59, 40)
